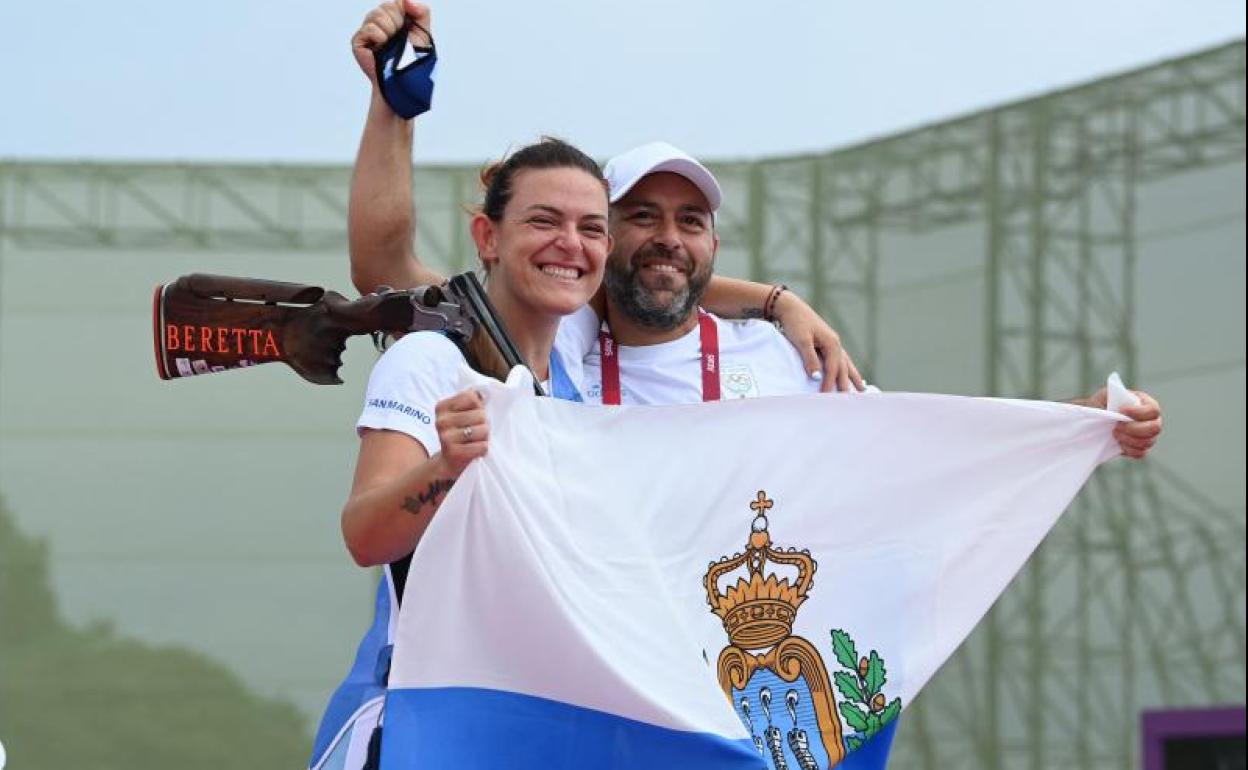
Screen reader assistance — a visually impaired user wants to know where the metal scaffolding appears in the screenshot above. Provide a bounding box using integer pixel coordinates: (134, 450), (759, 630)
(1, 39), (1243, 770)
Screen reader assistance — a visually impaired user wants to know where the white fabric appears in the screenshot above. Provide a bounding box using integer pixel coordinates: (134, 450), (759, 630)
(555, 305), (823, 405)
(313, 698), (383, 770)
(388, 367), (1129, 740)
(1107, 371), (1142, 411)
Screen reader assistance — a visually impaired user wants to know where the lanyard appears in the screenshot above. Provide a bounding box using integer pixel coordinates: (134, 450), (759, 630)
(598, 311), (720, 405)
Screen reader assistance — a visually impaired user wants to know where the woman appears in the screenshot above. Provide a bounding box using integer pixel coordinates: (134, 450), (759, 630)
(343, 138), (607, 567)
(310, 138), (609, 770)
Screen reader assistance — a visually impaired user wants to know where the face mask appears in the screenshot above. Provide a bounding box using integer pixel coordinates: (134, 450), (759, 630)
(374, 22), (437, 119)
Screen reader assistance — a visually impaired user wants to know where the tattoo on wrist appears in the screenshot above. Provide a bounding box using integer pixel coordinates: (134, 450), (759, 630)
(740, 308), (766, 320)
(401, 479), (455, 515)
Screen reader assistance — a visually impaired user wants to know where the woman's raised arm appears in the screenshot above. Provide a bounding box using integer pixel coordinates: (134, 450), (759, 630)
(348, 0), (446, 295)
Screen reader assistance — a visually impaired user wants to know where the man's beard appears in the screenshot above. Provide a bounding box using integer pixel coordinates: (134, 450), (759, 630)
(603, 246), (713, 331)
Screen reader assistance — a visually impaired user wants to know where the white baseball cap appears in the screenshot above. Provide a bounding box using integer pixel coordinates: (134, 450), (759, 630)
(604, 141), (723, 212)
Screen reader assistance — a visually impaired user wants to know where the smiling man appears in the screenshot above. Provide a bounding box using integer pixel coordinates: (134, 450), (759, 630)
(550, 141), (861, 405)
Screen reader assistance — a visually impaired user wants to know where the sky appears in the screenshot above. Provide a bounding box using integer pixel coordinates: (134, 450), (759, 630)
(1, 0), (1244, 164)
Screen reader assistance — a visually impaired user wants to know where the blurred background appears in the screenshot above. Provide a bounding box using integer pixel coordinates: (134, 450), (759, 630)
(1, 1), (1244, 768)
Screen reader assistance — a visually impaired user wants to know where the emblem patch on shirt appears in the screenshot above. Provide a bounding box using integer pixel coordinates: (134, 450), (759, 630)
(721, 364), (759, 399)
(705, 492), (902, 768)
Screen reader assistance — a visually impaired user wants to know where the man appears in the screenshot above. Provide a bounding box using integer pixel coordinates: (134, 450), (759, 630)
(556, 141), (859, 405)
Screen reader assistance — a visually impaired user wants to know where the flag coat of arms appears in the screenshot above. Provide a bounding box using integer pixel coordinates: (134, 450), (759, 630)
(379, 370), (1129, 769)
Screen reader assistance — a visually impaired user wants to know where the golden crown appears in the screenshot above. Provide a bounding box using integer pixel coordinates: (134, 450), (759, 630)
(703, 491), (816, 650)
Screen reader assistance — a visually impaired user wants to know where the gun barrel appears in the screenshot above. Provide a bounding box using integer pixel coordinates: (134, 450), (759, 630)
(445, 272), (544, 396)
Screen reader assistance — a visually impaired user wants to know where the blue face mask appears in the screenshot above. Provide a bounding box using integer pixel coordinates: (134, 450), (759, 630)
(374, 22), (437, 119)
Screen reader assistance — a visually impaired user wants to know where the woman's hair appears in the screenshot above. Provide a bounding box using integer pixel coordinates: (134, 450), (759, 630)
(463, 327), (511, 383)
(478, 136), (607, 222)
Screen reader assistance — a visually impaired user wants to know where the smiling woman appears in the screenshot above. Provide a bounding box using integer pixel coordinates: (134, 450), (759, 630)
(310, 132), (611, 770)
(342, 137), (608, 567)
(307, 5), (620, 766)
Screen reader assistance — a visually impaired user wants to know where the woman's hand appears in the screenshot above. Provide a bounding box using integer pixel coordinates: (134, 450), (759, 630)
(773, 291), (865, 393)
(351, 1), (433, 85)
(434, 388), (489, 476)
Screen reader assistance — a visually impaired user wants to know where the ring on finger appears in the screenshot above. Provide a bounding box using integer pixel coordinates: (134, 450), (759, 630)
(462, 426), (474, 441)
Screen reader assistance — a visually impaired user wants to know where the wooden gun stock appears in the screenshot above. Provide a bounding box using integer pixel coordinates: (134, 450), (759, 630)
(151, 272), (536, 389)
(153, 274), (470, 385)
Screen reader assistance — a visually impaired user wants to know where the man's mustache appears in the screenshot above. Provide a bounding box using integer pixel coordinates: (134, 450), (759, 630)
(627, 246), (692, 274)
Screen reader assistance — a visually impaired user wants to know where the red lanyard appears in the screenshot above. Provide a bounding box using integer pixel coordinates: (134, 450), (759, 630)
(598, 311), (721, 405)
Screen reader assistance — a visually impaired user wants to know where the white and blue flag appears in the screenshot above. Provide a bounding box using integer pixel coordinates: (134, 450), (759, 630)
(380, 370), (1132, 769)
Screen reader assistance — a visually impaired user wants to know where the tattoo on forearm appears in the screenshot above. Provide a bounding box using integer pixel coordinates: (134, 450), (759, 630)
(740, 307), (766, 320)
(401, 479), (455, 515)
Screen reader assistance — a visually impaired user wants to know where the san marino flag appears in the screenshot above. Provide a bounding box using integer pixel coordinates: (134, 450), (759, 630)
(379, 369), (1135, 769)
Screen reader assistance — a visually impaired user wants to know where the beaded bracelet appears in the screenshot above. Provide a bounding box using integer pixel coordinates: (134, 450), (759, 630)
(763, 284), (789, 322)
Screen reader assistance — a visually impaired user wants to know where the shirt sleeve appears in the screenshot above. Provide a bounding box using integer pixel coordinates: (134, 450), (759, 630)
(356, 332), (465, 455)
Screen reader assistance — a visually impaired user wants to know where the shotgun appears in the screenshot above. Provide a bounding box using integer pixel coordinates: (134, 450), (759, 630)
(152, 272), (539, 391)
